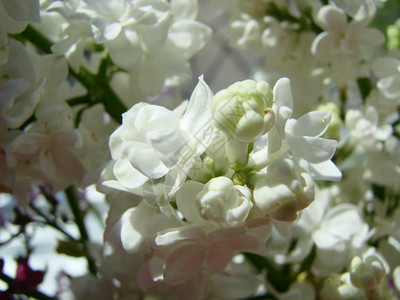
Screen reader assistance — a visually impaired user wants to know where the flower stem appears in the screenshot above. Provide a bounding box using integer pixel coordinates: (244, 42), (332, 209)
(65, 186), (97, 275)
(20, 24), (127, 124)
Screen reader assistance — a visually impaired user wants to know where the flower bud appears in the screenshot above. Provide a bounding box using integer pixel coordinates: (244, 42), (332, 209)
(176, 177), (253, 228)
(253, 158), (315, 222)
(211, 80), (275, 143)
(350, 255), (386, 291)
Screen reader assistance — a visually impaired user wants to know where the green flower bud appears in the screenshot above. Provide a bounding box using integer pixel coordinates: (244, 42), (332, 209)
(211, 80), (275, 143)
(350, 255), (385, 292)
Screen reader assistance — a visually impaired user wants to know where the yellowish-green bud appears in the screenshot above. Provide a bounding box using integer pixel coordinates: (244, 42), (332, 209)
(211, 80), (275, 143)
(317, 102), (342, 140)
(350, 255), (385, 292)
(387, 19), (400, 50)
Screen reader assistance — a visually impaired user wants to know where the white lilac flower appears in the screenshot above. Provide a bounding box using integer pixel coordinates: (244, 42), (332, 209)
(312, 203), (370, 276)
(176, 177), (253, 229)
(311, 2), (384, 87)
(344, 106), (392, 151)
(311, 3), (384, 62)
(0, 40), (68, 129)
(47, 0), (211, 99)
(47, 0), (94, 71)
(372, 56), (400, 102)
(101, 76), (213, 200)
(250, 78), (341, 182)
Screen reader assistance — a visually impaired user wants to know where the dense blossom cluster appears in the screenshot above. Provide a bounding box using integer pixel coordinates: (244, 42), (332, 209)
(0, 0), (400, 299)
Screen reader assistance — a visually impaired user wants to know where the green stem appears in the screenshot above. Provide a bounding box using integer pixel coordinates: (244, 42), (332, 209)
(20, 25), (127, 124)
(0, 273), (56, 300)
(65, 186), (97, 275)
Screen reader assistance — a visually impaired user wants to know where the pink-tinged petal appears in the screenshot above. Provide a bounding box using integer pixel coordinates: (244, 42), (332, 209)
(287, 136), (338, 163)
(286, 111), (332, 137)
(156, 226), (206, 246)
(137, 258), (170, 294)
(164, 244), (206, 285)
(113, 158), (149, 189)
(206, 246), (236, 272)
(310, 160), (342, 181)
(217, 232), (266, 256)
(45, 144), (85, 184)
(273, 78), (293, 110)
(174, 270), (206, 300)
(137, 260), (155, 292)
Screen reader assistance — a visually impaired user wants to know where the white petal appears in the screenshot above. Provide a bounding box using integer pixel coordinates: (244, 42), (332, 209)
(286, 111), (332, 137)
(3, 0), (40, 23)
(170, 0), (198, 20)
(180, 75), (213, 140)
(8, 40), (35, 84)
(169, 20), (212, 59)
(273, 78), (293, 110)
(128, 147), (168, 179)
(113, 158), (149, 189)
(315, 5), (347, 31)
(107, 30), (142, 70)
(120, 205), (146, 252)
(288, 136), (338, 163)
(0, 78), (30, 112)
(323, 204), (363, 240)
(176, 180), (204, 223)
(137, 13), (172, 54)
(310, 160), (342, 181)
(150, 126), (189, 168)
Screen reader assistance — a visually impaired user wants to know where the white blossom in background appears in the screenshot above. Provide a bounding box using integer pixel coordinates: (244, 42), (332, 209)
(311, 2), (385, 87)
(45, 0), (212, 103)
(6, 100), (85, 193)
(0, 40), (68, 129)
(0, 0), (40, 46)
